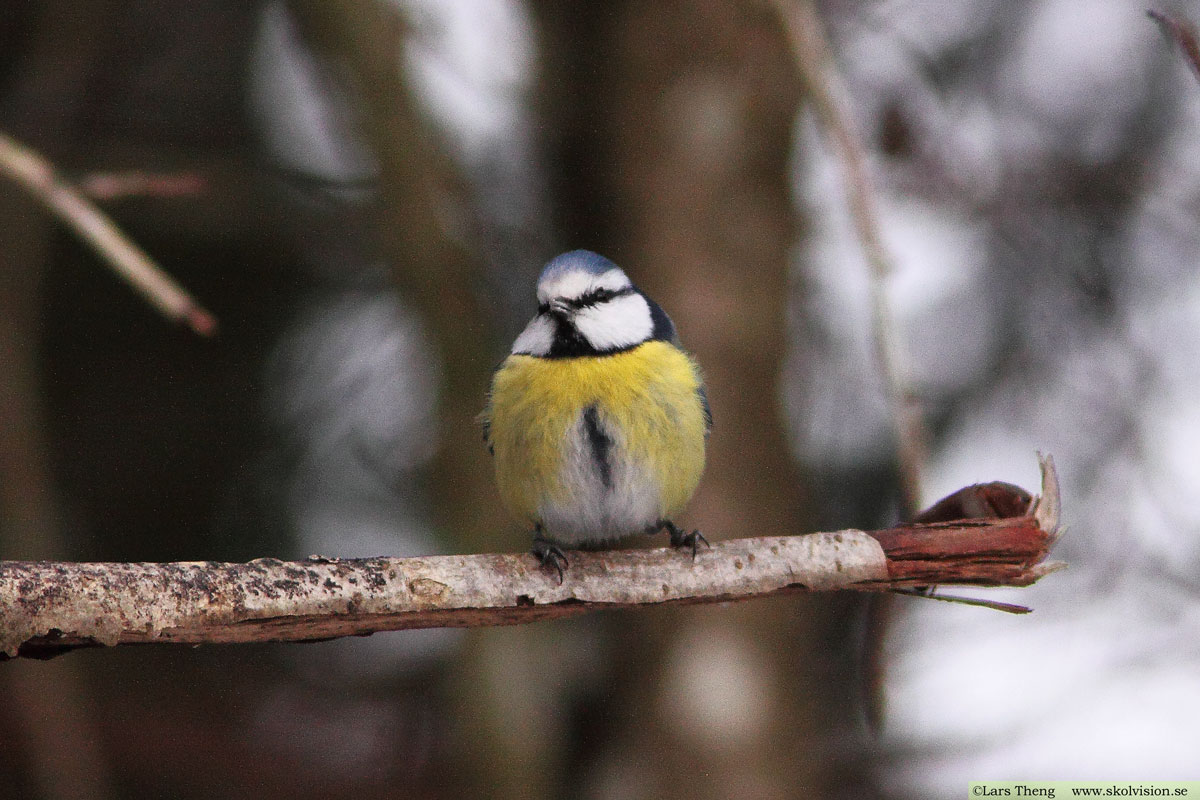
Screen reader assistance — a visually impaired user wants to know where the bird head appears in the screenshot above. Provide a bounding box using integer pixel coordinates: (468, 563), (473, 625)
(511, 250), (675, 357)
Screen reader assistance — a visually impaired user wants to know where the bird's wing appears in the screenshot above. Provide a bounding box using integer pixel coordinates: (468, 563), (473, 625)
(646, 295), (710, 434)
(479, 408), (494, 455)
(697, 383), (712, 436)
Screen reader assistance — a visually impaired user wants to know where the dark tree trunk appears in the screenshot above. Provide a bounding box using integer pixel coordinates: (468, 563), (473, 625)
(531, 2), (874, 797)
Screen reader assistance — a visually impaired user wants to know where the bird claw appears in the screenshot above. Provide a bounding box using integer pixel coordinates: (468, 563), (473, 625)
(659, 520), (710, 561)
(532, 536), (568, 584)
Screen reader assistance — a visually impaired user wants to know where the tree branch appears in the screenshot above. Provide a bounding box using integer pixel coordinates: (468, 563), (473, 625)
(770, 0), (927, 518)
(0, 131), (216, 336)
(1149, 9), (1200, 85)
(1, 458), (1061, 661)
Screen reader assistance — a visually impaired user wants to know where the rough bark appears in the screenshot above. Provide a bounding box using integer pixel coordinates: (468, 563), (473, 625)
(1, 462), (1060, 660)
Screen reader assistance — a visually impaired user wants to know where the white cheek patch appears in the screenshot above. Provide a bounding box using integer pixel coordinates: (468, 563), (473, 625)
(511, 314), (554, 355)
(537, 268), (631, 305)
(574, 293), (653, 351)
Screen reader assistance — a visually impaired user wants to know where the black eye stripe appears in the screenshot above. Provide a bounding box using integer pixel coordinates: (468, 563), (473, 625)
(538, 286), (634, 314)
(570, 286), (633, 308)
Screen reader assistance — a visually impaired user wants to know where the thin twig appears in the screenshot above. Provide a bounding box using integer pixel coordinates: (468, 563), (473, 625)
(770, 0), (926, 519)
(0, 131), (216, 336)
(80, 170), (207, 201)
(1149, 9), (1200, 84)
(889, 588), (1030, 614)
(1, 460), (1061, 660)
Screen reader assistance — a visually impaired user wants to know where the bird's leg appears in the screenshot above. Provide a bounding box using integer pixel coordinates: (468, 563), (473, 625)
(650, 519), (710, 560)
(531, 525), (568, 583)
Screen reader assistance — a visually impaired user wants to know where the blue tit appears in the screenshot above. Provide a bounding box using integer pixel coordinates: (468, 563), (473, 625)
(482, 250), (711, 580)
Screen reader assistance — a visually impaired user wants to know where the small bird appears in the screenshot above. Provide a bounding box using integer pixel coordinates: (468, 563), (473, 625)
(483, 250), (711, 580)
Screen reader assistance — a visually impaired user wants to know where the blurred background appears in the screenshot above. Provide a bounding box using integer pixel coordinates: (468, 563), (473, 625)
(1, 0), (1198, 797)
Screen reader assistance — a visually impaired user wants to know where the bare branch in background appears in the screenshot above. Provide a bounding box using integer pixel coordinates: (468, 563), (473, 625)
(1149, 9), (1200, 84)
(0, 131), (216, 337)
(1, 458), (1062, 661)
(770, 0), (926, 519)
(79, 171), (208, 201)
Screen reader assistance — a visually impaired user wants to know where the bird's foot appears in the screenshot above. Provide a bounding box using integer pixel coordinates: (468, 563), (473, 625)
(532, 535), (569, 584)
(654, 520), (710, 560)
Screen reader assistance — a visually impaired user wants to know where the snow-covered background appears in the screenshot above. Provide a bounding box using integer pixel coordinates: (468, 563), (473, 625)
(794, 0), (1200, 790)
(4, 1), (1197, 796)
(256, 0), (1200, 789)
(395, 0), (1200, 790)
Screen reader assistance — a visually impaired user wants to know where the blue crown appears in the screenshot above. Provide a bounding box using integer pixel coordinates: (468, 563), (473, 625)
(538, 250), (621, 283)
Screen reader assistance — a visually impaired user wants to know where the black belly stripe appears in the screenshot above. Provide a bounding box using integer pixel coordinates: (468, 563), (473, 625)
(582, 404), (613, 489)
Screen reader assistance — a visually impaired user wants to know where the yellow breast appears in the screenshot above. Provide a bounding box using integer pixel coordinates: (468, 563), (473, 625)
(486, 340), (707, 532)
